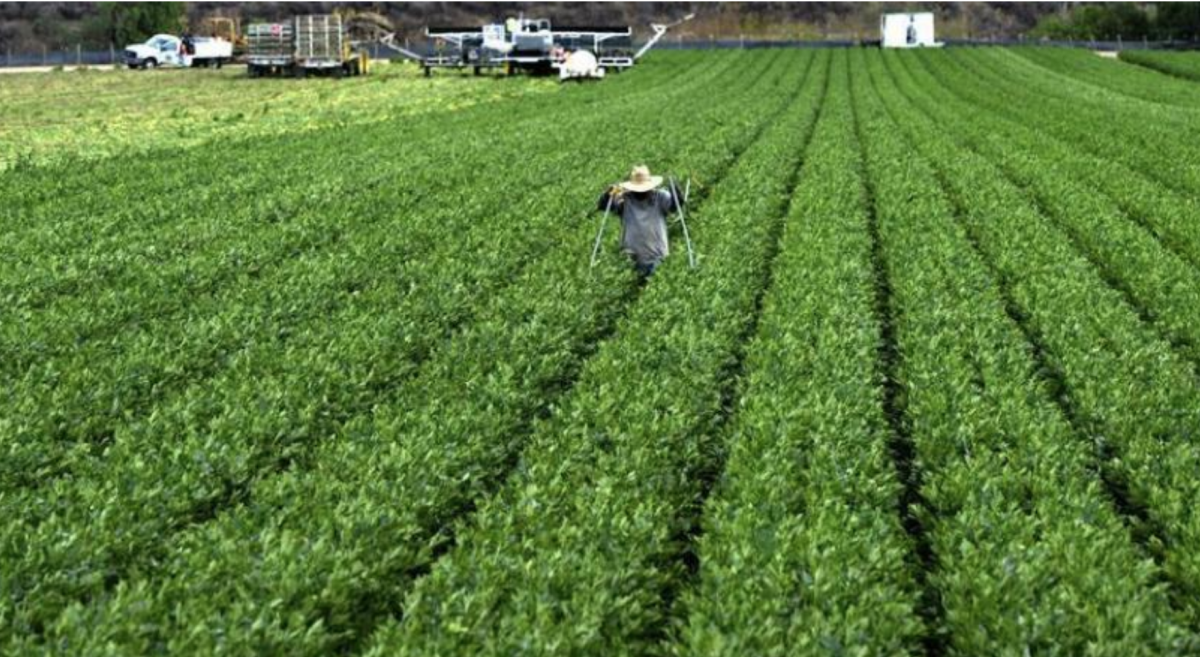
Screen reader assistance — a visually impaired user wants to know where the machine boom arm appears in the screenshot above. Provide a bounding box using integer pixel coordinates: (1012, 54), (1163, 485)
(634, 13), (695, 60)
(378, 33), (425, 61)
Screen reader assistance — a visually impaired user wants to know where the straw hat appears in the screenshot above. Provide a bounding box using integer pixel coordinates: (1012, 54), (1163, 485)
(619, 165), (663, 193)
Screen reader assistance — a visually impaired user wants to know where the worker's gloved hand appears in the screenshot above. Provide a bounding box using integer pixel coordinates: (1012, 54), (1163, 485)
(608, 184), (624, 197)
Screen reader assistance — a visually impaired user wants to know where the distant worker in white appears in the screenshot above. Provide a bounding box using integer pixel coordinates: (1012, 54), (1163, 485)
(596, 165), (684, 279)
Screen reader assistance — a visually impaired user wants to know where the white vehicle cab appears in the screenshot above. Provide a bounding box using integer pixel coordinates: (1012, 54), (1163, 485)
(880, 13), (943, 49)
(124, 34), (233, 69)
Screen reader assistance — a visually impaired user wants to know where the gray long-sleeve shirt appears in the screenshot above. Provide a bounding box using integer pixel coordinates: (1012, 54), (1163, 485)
(597, 184), (683, 266)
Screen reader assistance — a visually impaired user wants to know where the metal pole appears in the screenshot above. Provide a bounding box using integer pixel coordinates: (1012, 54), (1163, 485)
(672, 176), (696, 269)
(590, 191), (616, 269)
(76, 44), (81, 66)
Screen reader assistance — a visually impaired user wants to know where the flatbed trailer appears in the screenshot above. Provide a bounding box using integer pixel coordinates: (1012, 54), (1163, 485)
(247, 14), (369, 78)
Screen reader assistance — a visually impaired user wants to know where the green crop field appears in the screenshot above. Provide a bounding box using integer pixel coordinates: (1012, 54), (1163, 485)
(1119, 49), (1200, 83)
(5, 47), (1200, 655)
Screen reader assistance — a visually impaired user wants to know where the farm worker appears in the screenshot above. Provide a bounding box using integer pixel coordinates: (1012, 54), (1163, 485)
(596, 165), (684, 279)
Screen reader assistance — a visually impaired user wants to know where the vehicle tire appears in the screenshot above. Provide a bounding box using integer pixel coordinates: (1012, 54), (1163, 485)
(333, 65), (345, 79)
(248, 64), (259, 78)
(293, 66), (306, 79)
(128, 63), (139, 70)
(145, 58), (158, 69)
(216, 58), (224, 70)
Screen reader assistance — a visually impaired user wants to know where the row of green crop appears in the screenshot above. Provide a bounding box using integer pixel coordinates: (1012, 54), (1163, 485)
(0, 57), (716, 388)
(951, 49), (1200, 198)
(682, 51), (923, 656)
(852, 48), (1195, 653)
(0, 45), (764, 607)
(1119, 49), (1200, 83)
(0, 63), (560, 170)
(912, 50), (1200, 276)
(895, 46), (1200, 624)
(3, 52), (810, 653)
(0, 53), (693, 218)
(0, 54), (700, 306)
(0, 54), (709, 323)
(365, 49), (830, 657)
(861, 47), (1200, 648)
(1013, 47), (1200, 108)
(0, 54), (736, 490)
(881, 52), (1200, 369)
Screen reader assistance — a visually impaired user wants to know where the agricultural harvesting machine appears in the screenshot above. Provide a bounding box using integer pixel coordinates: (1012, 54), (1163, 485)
(381, 13), (694, 80)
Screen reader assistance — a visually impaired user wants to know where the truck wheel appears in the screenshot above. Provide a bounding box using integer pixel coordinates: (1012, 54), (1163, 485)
(145, 58), (158, 69)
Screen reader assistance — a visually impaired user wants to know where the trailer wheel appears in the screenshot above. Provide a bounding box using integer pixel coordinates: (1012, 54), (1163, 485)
(216, 58), (224, 70)
(423, 66), (431, 78)
(473, 65), (481, 76)
(333, 66), (345, 79)
(293, 66), (306, 79)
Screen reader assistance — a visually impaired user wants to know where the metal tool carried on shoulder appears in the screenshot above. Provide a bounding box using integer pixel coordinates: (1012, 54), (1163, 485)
(589, 176), (696, 270)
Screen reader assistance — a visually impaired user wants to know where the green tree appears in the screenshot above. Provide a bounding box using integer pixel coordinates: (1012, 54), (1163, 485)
(1031, 3), (1151, 41)
(96, 2), (185, 45)
(1156, 2), (1200, 40)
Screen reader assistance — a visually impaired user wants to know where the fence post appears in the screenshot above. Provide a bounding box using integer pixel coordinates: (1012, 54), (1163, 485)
(739, 34), (744, 49)
(1117, 34), (1123, 50)
(42, 44), (47, 65)
(76, 43), (81, 66)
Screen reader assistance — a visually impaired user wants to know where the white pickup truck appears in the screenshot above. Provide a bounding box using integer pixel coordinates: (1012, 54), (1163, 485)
(124, 34), (233, 69)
